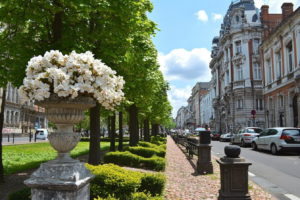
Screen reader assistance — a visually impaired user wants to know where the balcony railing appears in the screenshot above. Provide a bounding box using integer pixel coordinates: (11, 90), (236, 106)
(22, 105), (36, 111)
(233, 80), (245, 90)
(253, 80), (262, 88)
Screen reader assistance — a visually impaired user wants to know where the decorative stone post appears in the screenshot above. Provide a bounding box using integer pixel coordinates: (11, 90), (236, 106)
(197, 130), (213, 175)
(217, 146), (252, 200)
(24, 94), (96, 200)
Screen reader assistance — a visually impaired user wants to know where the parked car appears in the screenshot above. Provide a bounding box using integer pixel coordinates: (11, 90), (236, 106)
(211, 131), (221, 141)
(220, 133), (234, 142)
(231, 127), (263, 147)
(252, 127), (300, 155)
(36, 129), (48, 140)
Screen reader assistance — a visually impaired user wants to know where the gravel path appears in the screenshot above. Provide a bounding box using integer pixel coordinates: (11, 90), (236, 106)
(164, 136), (276, 200)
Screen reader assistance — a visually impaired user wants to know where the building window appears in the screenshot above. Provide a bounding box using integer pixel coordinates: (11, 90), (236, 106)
(236, 41), (242, 54)
(236, 15), (239, 23)
(237, 100), (243, 109)
(256, 99), (263, 110)
(236, 65), (243, 80)
(279, 95), (284, 107)
(267, 60), (272, 84)
(287, 43), (294, 72)
(253, 39), (259, 54)
(276, 52), (282, 78)
(253, 63), (261, 80)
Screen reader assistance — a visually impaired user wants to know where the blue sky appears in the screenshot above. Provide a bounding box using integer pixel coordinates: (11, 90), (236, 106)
(147, 0), (300, 118)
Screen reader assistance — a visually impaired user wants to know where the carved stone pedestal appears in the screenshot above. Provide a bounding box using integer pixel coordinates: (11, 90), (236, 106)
(24, 162), (94, 200)
(217, 146), (252, 200)
(197, 144), (213, 175)
(24, 94), (96, 200)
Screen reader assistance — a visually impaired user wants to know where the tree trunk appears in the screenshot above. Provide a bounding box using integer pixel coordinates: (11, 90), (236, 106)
(136, 117), (139, 143)
(108, 116), (110, 138)
(88, 103), (101, 165)
(110, 113), (116, 151)
(153, 124), (159, 136)
(118, 111), (123, 151)
(140, 120), (143, 141)
(144, 119), (150, 142)
(0, 89), (6, 183)
(129, 104), (138, 146)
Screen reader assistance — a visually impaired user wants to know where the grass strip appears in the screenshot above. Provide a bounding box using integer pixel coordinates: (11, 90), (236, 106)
(2, 141), (128, 175)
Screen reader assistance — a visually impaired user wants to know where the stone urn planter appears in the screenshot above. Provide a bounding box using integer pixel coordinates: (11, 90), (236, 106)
(24, 94), (96, 200)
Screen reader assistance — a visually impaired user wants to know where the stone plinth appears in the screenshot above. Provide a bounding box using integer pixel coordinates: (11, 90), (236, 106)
(197, 144), (213, 174)
(24, 162), (94, 200)
(217, 156), (252, 200)
(24, 94), (96, 200)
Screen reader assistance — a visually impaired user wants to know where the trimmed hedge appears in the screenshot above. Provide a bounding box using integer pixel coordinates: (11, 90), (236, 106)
(150, 136), (167, 146)
(8, 187), (31, 200)
(86, 164), (165, 200)
(103, 151), (165, 171)
(137, 141), (159, 149)
(124, 146), (166, 158)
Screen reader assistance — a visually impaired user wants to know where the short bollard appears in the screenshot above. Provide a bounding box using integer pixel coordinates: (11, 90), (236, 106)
(217, 146), (252, 200)
(197, 131), (213, 175)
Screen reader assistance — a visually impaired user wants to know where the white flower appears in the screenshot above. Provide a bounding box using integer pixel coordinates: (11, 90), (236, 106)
(19, 50), (125, 110)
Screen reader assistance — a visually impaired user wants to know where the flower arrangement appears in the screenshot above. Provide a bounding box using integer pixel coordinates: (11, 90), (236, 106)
(18, 50), (125, 110)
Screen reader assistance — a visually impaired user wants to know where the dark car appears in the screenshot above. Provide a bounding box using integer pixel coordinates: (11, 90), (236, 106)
(211, 131), (221, 141)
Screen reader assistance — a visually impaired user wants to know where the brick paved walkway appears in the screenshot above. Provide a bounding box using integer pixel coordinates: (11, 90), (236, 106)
(164, 136), (276, 200)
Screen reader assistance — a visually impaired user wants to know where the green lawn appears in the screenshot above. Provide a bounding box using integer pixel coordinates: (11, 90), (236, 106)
(2, 141), (128, 176)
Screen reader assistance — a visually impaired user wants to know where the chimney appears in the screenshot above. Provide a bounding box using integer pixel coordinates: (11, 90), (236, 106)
(260, 5), (269, 23)
(281, 3), (294, 20)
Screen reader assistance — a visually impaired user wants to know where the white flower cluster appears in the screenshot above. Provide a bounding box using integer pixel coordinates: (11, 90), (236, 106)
(19, 50), (125, 110)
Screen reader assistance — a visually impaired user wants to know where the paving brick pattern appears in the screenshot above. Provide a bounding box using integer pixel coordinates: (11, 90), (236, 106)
(164, 136), (276, 200)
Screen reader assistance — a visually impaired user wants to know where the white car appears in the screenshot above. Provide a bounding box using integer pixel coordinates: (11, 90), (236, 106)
(252, 127), (300, 155)
(36, 129), (48, 140)
(231, 127), (263, 147)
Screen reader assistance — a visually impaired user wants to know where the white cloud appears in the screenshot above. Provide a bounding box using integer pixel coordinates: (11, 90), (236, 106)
(212, 13), (223, 21)
(254, 0), (300, 13)
(158, 48), (212, 81)
(168, 85), (191, 118)
(195, 10), (208, 23)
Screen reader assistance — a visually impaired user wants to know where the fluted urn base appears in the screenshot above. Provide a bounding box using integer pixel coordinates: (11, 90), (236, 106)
(24, 94), (96, 200)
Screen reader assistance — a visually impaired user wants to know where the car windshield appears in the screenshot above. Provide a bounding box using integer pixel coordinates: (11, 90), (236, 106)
(247, 128), (263, 133)
(36, 131), (44, 135)
(283, 129), (300, 136)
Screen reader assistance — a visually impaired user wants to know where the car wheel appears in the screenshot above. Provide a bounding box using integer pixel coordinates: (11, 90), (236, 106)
(241, 140), (245, 147)
(271, 144), (278, 155)
(252, 142), (257, 150)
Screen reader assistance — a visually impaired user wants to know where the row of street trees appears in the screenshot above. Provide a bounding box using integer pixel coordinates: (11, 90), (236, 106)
(0, 0), (173, 182)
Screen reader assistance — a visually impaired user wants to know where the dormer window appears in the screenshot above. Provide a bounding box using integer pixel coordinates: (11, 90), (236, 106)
(236, 15), (239, 23)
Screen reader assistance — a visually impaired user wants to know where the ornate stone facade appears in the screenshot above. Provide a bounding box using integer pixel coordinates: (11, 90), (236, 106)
(209, 0), (265, 133)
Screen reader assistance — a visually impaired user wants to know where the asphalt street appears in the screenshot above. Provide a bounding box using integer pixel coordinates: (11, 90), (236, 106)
(211, 140), (300, 200)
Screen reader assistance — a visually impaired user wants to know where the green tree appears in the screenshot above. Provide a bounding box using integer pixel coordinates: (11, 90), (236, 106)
(0, 0), (158, 165)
